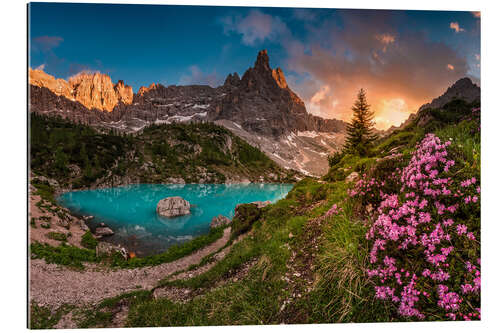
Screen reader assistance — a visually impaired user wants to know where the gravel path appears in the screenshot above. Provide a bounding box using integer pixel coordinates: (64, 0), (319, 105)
(30, 227), (231, 308)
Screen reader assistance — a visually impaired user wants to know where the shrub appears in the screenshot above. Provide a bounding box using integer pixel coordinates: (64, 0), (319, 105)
(327, 151), (344, 168)
(81, 230), (98, 249)
(231, 203), (262, 239)
(30, 242), (97, 269)
(354, 134), (480, 321)
(47, 232), (68, 242)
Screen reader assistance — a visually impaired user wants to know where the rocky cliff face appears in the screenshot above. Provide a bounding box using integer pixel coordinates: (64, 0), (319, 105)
(29, 69), (133, 112)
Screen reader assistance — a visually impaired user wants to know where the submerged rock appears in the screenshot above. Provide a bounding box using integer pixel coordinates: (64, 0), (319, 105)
(157, 196), (191, 217)
(210, 215), (231, 229)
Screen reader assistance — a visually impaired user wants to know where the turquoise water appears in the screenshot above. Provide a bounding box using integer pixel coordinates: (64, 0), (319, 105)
(58, 183), (293, 256)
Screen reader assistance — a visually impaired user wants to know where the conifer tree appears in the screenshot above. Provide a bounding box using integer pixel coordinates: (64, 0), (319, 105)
(343, 88), (378, 155)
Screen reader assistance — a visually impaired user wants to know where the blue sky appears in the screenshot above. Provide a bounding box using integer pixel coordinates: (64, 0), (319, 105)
(29, 3), (480, 128)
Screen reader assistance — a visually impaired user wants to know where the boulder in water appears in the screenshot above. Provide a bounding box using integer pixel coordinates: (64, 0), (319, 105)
(157, 196), (191, 218)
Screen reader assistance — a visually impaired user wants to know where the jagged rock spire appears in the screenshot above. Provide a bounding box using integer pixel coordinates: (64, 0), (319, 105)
(254, 49), (271, 71)
(224, 72), (241, 87)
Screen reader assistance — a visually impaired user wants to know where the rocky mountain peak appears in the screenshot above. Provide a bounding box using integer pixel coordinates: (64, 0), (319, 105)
(29, 68), (73, 97)
(418, 77), (480, 112)
(67, 72), (127, 112)
(138, 83), (158, 96)
(114, 80), (134, 105)
(224, 72), (241, 87)
(29, 68), (134, 112)
(254, 49), (271, 71)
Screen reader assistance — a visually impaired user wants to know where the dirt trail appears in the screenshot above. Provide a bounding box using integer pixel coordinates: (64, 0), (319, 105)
(30, 227), (231, 308)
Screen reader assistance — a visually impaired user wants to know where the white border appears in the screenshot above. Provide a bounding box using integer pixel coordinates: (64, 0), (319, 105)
(0, 0), (499, 332)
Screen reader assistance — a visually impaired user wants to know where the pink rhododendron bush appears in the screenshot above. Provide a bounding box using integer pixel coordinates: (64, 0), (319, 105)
(351, 133), (480, 321)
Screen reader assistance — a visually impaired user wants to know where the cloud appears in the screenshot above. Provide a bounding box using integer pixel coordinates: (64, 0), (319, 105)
(472, 12), (480, 18)
(179, 65), (223, 87)
(447, 64), (455, 70)
(32, 36), (64, 52)
(450, 22), (465, 33)
(292, 9), (317, 22)
(219, 10), (289, 46)
(282, 10), (470, 129)
(375, 33), (396, 45)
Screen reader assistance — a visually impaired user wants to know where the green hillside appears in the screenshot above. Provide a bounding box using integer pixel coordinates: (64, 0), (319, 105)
(30, 114), (296, 188)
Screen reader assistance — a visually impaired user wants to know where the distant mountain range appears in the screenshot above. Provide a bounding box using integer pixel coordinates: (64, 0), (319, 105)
(28, 50), (480, 176)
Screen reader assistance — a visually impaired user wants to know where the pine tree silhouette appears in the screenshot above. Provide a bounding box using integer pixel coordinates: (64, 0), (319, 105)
(343, 89), (378, 155)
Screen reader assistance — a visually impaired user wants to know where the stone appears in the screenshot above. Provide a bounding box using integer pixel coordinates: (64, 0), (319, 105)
(57, 218), (70, 229)
(157, 196), (191, 217)
(33, 175), (59, 189)
(78, 220), (89, 232)
(68, 164), (81, 177)
(210, 215), (231, 228)
(96, 242), (128, 260)
(250, 200), (271, 209)
(345, 172), (360, 183)
(95, 226), (114, 238)
(166, 177), (186, 184)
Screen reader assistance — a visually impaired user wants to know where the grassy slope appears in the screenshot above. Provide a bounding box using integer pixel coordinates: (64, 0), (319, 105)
(31, 99), (480, 327)
(30, 113), (295, 188)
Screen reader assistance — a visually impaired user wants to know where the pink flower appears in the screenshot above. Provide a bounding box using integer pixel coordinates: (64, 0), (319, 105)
(456, 224), (467, 235)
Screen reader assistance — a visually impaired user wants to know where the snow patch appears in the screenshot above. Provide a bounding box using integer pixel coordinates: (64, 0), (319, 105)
(192, 104), (210, 110)
(297, 131), (319, 138)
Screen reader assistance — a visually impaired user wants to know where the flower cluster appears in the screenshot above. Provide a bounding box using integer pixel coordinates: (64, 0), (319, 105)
(325, 203), (343, 217)
(361, 134), (480, 320)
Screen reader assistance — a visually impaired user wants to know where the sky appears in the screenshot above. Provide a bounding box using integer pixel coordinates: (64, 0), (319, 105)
(29, 3), (480, 129)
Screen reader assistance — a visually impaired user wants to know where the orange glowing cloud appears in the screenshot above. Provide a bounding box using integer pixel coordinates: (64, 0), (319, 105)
(375, 33), (395, 45)
(472, 12), (480, 18)
(450, 22), (465, 33)
(281, 10), (473, 130)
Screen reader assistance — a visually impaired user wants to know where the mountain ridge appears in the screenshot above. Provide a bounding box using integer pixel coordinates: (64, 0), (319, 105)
(386, 77), (480, 133)
(29, 50), (347, 176)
